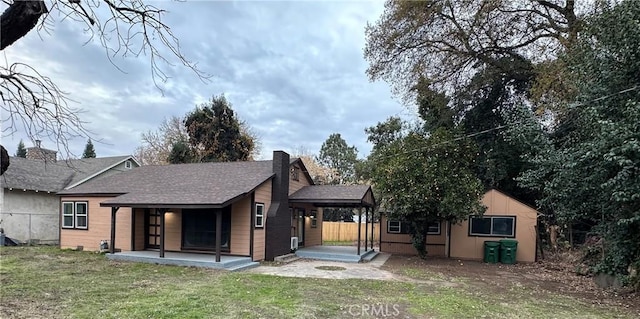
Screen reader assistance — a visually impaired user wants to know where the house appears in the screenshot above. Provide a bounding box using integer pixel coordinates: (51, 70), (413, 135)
(0, 144), (140, 244)
(56, 151), (375, 267)
(379, 189), (538, 263)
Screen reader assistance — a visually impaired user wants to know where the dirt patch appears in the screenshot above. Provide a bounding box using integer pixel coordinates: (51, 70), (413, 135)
(383, 254), (640, 315)
(315, 265), (347, 271)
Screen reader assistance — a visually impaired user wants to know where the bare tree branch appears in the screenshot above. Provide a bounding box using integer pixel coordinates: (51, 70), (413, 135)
(0, 0), (210, 158)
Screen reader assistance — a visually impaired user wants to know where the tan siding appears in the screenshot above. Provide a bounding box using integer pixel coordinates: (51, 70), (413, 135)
(252, 179), (272, 261)
(230, 198), (251, 256)
(449, 190), (538, 263)
(379, 216), (446, 256)
(253, 229), (265, 261)
(60, 197), (132, 251)
(164, 209), (182, 251)
(303, 205), (322, 247)
(289, 164), (312, 195)
(133, 208), (145, 250)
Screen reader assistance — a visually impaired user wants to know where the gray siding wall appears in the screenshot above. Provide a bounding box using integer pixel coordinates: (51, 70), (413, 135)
(78, 160), (138, 186)
(1, 189), (59, 244)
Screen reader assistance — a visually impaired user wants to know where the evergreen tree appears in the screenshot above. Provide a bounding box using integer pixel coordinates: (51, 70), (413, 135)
(82, 139), (96, 158)
(15, 140), (27, 158)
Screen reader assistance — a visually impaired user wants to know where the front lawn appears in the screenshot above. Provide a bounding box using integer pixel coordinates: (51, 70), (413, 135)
(1, 246), (636, 319)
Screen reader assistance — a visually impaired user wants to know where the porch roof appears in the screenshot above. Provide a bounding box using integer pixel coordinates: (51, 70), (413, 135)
(289, 185), (375, 207)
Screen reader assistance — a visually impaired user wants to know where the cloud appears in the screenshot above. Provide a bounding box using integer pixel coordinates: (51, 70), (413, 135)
(1, 0), (410, 160)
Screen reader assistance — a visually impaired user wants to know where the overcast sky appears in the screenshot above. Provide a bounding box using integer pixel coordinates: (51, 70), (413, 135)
(1, 0), (413, 160)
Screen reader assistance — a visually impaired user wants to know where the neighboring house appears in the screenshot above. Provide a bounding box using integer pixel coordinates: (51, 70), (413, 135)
(57, 151), (375, 262)
(1, 147), (140, 244)
(379, 189), (538, 263)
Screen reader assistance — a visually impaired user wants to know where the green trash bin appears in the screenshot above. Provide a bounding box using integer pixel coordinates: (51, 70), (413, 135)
(499, 239), (518, 264)
(483, 241), (500, 263)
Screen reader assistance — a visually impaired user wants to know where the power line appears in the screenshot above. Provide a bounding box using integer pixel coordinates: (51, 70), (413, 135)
(368, 85), (640, 161)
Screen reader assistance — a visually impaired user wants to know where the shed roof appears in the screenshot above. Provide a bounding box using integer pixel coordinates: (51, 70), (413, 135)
(289, 185), (375, 207)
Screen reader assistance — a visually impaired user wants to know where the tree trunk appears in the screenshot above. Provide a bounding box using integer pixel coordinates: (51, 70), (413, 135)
(1, 145), (9, 175)
(0, 0), (48, 51)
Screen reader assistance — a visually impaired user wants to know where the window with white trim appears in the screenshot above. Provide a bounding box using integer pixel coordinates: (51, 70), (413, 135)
(62, 202), (74, 228)
(310, 210), (318, 228)
(255, 203), (265, 228)
(62, 201), (88, 229)
(388, 220), (441, 234)
(469, 216), (515, 237)
(125, 160), (132, 169)
(75, 202), (88, 229)
(427, 222), (441, 235)
(388, 220), (401, 233)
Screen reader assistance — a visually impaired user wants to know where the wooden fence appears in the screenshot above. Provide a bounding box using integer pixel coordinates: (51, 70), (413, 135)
(322, 222), (380, 242)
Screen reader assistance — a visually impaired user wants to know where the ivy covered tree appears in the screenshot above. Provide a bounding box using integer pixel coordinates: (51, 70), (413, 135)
(184, 95), (255, 162)
(15, 140), (26, 158)
(370, 126), (485, 258)
(82, 139), (96, 158)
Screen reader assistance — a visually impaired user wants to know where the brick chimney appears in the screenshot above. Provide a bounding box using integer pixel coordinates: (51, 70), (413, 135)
(264, 150), (291, 260)
(26, 140), (57, 162)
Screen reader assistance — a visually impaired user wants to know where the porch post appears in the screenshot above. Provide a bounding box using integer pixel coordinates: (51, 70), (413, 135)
(370, 210), (375, 250)
(215, 209), (222, 262)
(357, 208), (362, 255)
(159, 209), (166, 258)
(110, 207), (120, 254)
(364, 207), (369, 252)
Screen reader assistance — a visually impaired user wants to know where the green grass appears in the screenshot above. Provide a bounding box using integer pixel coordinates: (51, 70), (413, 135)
(0, 246), (635, 319)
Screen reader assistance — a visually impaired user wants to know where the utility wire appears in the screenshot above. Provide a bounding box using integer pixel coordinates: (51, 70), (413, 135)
(368, 85), (640, 161)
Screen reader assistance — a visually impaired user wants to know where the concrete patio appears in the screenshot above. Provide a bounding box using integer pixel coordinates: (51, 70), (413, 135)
(295, 245), (379, 263)
(106, 251), (259, 271)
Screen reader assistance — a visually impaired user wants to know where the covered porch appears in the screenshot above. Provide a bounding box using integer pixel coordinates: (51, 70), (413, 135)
(289, 185), (378, 262)
(106, 250), (258, 271)
(99, 189), (256, 264)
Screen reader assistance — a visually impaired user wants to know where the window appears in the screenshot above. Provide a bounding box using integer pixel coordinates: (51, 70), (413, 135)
(388, 220), (401, 233)
(125, 160), (132, 169)
(75, 202), (88, 229)
(310, 210), (318, 228)
(469, 216), (515, 237)
(388, 220), (441, 235)
(255, 203), (265, 228)
(290, 166), (300, 181)
(62, 202), (74, 228)
(427, 222), (441, 235)
(182, 208), (231, 250)
(62, 201), (88, 229)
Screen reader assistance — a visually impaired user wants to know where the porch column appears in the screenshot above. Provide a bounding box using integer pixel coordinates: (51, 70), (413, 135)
(110, 207), (120, 254)
(370, 210), (375, 250)
(215, 209), (222, 262)
(357, 208), (362, 255)
(159, 209), (166, 258)
(364, 207), (369, 252)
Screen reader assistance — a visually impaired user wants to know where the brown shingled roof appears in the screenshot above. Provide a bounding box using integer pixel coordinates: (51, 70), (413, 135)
(289, 185), (375, 207)
(59, 161), (275, 208)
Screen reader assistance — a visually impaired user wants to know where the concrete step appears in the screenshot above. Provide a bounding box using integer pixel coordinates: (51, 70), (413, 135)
(295, 250), (362, 263)
(227, 261), (260, 272)
(361, 250), (379, 262)
(274, 253), (300, 264)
